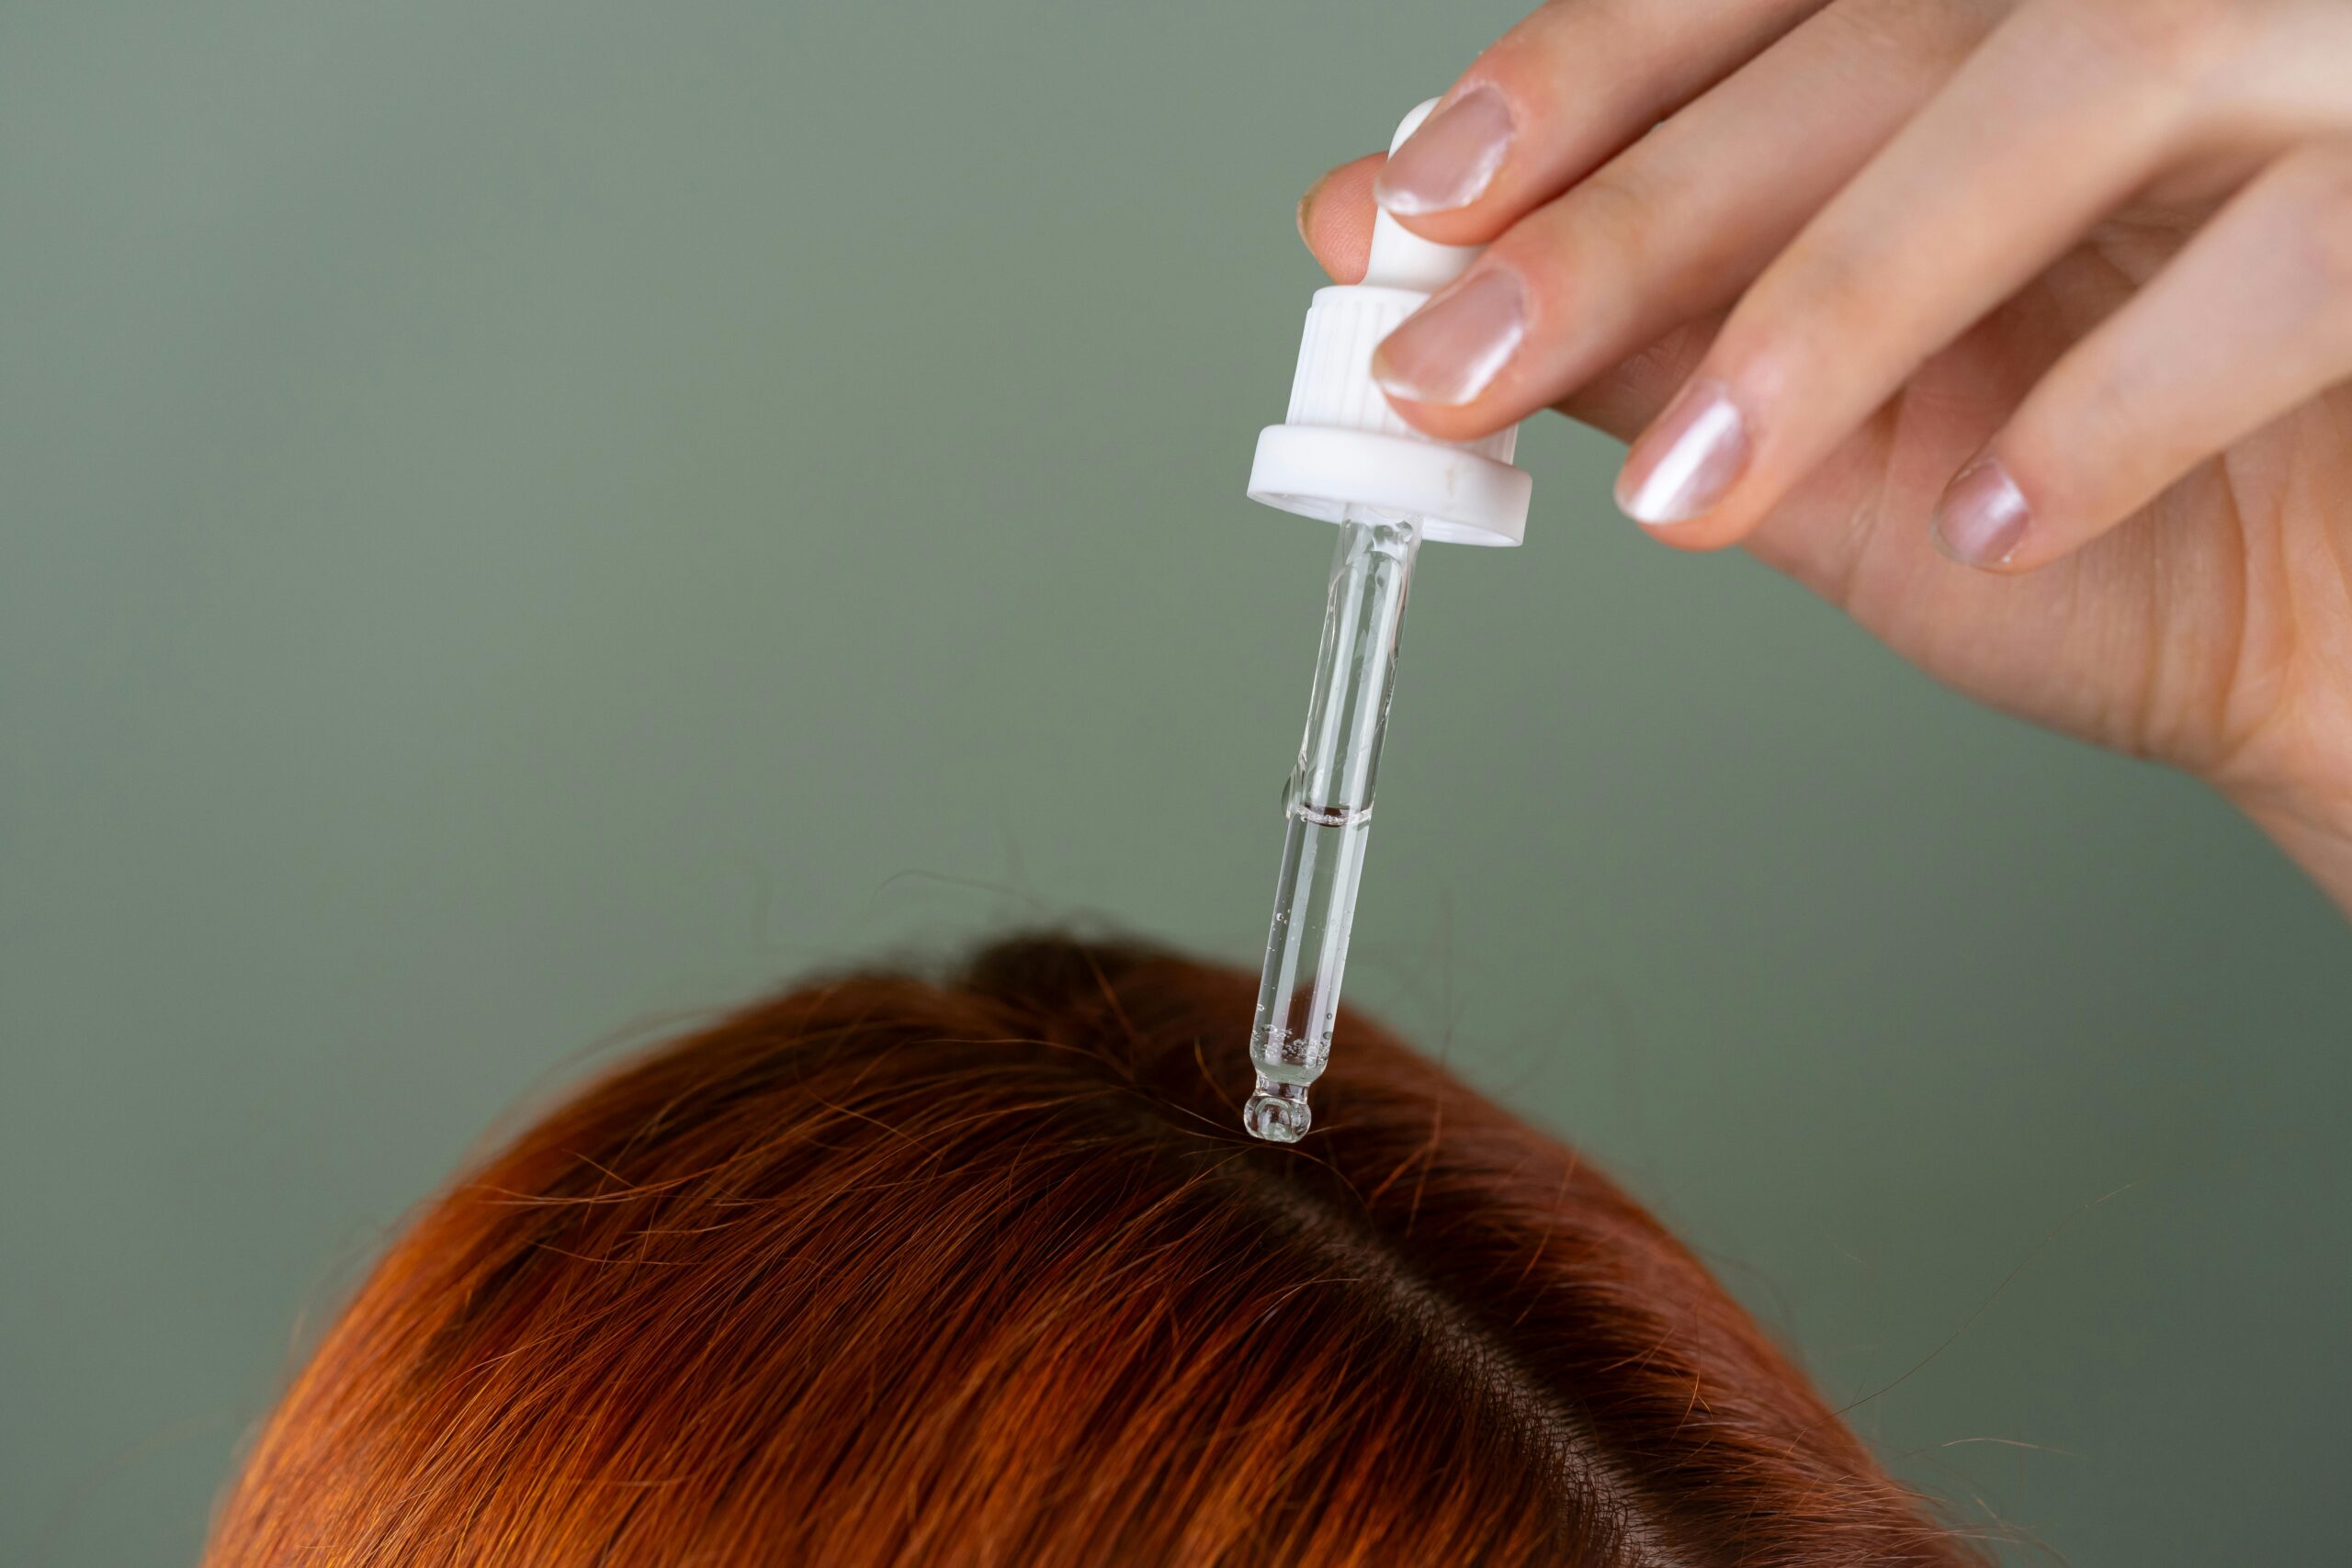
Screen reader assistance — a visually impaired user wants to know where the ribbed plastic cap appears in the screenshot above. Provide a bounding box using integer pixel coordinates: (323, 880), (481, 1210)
(1247, 99), (1533, 547)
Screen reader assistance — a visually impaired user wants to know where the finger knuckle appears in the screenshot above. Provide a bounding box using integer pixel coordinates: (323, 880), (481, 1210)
(2282, 146), (2352, 293)
(1494, 0), (1615, 73)
(2031, 367), (2135, 485)
(1823, 0), (1996, 66)
(1781, 245), (1885, 343)
(1561, 162), (1661, 264)
(1716, 253), (1876, 399)
(2048, 0), (2253, 85)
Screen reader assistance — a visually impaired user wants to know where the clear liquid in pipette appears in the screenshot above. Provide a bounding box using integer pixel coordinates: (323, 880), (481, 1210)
(1245, 513), (1419, 1143)
(1245, 799), (1374, 1141)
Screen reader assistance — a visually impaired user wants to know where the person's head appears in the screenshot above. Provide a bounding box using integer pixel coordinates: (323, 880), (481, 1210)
(209, 936), (1980, 1566)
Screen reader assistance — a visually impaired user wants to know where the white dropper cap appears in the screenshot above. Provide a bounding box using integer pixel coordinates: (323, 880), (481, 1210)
(1246, 99), (1533, 547)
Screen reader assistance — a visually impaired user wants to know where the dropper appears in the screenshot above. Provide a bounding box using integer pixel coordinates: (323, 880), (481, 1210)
(1240, 99), (1535, 1143)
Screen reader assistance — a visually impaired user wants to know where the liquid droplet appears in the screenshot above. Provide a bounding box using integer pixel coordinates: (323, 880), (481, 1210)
(1245, 1082), (1312, 1143)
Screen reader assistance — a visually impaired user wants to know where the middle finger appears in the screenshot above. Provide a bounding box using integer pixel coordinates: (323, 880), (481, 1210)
(1370, 0), (2006, 428)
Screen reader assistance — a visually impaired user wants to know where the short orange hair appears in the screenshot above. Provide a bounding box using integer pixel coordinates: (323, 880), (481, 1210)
(209, 937), (1981, 1566)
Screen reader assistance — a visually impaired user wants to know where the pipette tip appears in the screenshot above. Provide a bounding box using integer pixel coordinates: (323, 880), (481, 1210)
(1244, 1080), (1312, 1143)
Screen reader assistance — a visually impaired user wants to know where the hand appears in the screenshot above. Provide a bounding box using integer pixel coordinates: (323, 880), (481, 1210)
(1298, 0), (2352, 914)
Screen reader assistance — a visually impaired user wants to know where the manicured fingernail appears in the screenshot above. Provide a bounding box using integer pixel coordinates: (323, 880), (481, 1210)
(1615, 380), (1750, 525)
(1372, 269), (1527, 407)
(1374, 85), (1513, 216)
(1932, 457), (2030, 568)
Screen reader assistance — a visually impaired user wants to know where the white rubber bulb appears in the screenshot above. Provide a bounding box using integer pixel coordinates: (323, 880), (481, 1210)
(1362, 101), (1483, 293)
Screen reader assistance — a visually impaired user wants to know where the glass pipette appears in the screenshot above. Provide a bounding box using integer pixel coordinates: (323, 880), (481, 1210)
(1244, 511), (1420, 1142)
(1238, 98), (1535, 1142)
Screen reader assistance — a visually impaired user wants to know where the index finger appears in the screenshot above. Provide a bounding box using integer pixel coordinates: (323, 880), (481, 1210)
(1374, 0), (1829, 246)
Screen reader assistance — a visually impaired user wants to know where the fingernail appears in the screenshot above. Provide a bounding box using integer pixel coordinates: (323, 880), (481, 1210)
(1614, 379), (1750, 525)
(1932, 457), (2030, 568)
(1371, 270), (1528, 407)
(1374, 85), (1513, 216)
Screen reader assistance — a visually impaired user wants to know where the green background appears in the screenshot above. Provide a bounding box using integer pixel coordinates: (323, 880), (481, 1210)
(6, 3), (2347, 1562)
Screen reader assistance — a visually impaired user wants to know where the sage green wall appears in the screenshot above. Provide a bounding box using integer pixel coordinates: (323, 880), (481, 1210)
(6, 3), (2346, 1562)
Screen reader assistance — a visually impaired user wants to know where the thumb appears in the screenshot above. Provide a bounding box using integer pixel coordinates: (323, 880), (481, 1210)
(1295, 153), (1385, 284)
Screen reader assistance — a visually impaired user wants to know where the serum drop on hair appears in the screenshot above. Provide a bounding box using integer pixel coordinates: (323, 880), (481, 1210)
(1241, 101), (1536, 1142)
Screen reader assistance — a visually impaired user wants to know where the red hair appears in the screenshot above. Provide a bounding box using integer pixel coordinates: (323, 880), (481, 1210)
(209, 937), (1983, 1565)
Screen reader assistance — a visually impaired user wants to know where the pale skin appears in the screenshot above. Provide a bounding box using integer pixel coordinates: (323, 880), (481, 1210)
(1298, 0), (2352, 917)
